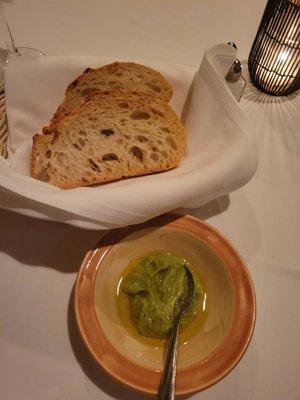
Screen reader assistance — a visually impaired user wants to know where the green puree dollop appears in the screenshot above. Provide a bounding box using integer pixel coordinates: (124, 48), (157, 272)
(121, 251), (204, 339)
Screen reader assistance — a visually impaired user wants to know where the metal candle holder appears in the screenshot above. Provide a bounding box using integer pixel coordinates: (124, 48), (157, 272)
(248, 0), (300, 96)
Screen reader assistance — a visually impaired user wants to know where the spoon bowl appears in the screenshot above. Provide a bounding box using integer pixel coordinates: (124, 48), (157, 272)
(180, 265), (196, 319)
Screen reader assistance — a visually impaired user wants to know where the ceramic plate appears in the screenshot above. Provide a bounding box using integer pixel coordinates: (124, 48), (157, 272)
(74, 214), (256, 394)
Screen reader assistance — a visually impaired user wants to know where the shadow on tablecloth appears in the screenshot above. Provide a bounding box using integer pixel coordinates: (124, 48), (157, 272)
(0, 208), (102, 272)
(0, 194), (230, 273)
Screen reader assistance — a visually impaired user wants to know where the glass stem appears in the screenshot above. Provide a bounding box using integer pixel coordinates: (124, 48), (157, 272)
(0, 3), (19, 55)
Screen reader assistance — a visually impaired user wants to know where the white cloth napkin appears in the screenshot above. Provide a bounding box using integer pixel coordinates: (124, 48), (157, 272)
(0, 45), (257, 229)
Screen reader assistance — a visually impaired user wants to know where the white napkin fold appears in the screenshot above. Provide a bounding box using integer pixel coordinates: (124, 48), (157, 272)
(0, 45), (257, 230)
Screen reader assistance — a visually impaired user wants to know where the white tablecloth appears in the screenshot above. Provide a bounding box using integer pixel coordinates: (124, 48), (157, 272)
(0, 1), (299, 400)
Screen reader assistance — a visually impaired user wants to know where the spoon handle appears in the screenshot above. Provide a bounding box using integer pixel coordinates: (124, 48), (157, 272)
(158, 322), (180, 400)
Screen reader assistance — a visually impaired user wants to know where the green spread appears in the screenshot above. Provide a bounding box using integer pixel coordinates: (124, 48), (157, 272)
(121, 251), (204, 339)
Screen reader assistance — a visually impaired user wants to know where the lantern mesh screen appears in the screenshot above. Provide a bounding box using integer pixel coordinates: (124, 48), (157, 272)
(248, 0), (300, 96)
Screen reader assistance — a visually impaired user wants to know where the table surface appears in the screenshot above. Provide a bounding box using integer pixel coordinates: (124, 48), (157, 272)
(1, 1), (299, 400)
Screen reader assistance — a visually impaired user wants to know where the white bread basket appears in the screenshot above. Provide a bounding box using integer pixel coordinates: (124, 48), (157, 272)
(0, 45), (257, 229)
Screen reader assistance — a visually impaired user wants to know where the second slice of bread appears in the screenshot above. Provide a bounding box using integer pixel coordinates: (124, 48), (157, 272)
(43, 62), (173, 133)
(31, 93), (185, 189)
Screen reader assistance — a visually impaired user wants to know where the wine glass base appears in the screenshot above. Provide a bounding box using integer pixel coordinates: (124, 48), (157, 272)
(0, 47), (44, 82)
(16, 47), (44, 57)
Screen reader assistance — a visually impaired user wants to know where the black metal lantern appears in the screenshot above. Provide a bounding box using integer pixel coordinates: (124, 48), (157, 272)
(248, 0), (300, 96)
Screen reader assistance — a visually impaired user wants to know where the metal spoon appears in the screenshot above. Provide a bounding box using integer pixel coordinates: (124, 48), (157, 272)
(158, 266), (195, 400)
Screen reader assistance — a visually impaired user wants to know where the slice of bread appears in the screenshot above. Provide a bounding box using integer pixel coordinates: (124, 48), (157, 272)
(31, 93), (185, 189)
(44, 62), (173, 133)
